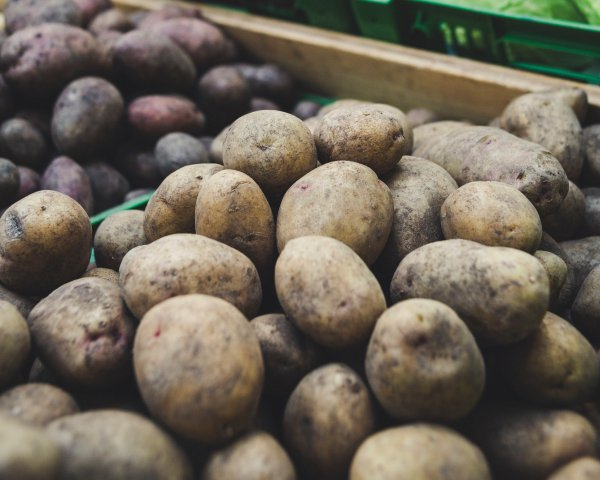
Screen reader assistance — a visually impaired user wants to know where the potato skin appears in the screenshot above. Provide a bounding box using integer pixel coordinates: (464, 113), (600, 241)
(534, 250), (567, 310)
(543, 181), (585, 241)
(583, 188), (600, 235)
(572, 265), (600, 343)
(0, 300), (30, 390)
(155, 132), (208, 177)
(0, 282), (36, 318)
(412, 120), (466, 150)
(88, 8), (134, 35)
(391, 239), (549, 346)
(0, 118), (48, 169)
(46, 409), (193, 480)
(277, 161), (394, 266)
(82, 267), (119, 284)
(547, 457), (600, 480)
(583, 125), (600, 185)
(560, 236), (600, 291)
(350, 424), (491, 480)
(94, 210), (146, 271)
(134, 295), (264, 445)
(84, 161), (130, 212)
(4, 0), (83, 33)
(72, 0), (112, 26)
(441, 181), (542, 252)
(120, 233), (262, 319)
(283, 363), (377, 480)
(0, 190), (92, 296)
(41, 156), (94, 215)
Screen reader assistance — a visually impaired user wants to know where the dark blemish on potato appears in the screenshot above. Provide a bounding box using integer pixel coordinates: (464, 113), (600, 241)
(517, 172), (525, 181)
(297, 184), (309, 192)
(154, 328), (161, 338)
(5, 212), (23, 239)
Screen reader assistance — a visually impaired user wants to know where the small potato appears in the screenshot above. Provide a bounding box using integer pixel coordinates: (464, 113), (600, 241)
(277, 161), (393, 266)
(391, 239), (549, 346)
(41, 156), (94, 215)
(209, 125), (229, 164)
(127, 95), (205, 139)
(366, 299), (485, 422)
(17, 166), (40, 200)
(441, 181), (542, 252)
(84, 161), (130, 212)
(292, 100), (320, 120)
(241, 64), (295, 107)
(144, 163), (223, 241)
(94, 210), (146, 271)
(0, 190), (92, 296)
(223, 110), (317, 197)
(113, 30), (196, 93)
(315, 103), (412, 175)
(134, 295), (264, 445)
(120, 234), (262, 319)
(543, 181), (585, 241)
(4, 0), (83, 33)
(115, 143), (162, 188)
(0, 383), (78, 427)
(583, 187), (600, 235)
(202, 431), (296, 480)
(46, 410), (193, 480)
(283, 363), (377, 480)
(0, 282), (36, 318)
(406, 107), (439, 128)
(0, 118), (48, 169)
(28, 277), (135, 390)
(560, 236), (600, 291)
(195, 169), (275, 277)
(250, 313), (322, 397)
(572, 266), (600, 344)
(82, 267), (119, 284)
(494, 312), (599, 407)
(582, 125), (600, 185)
(51, 77), (123, 159)
(547, 457), (600, 480)
(72, 0), (112, 26)
(88, 8), (134, 35)
(155, 132), (209, 177)
(350, 424), (491, 480)
(0, 300), (30, 390)
(0, 158), (20, 208)
(534, 250), (568, 310)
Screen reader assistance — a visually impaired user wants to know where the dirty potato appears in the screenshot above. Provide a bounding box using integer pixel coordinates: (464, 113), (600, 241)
(94, 210), (146, 271)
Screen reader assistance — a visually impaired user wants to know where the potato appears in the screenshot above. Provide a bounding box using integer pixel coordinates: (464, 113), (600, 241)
(202, 431), (296, 480)
(350, 424), (491, 480)
(94, 210), (146, 271)
(542, 86), (588, 123)
(94, 29), (120, 77)
(541, 232), (578, 310)
(4, 0), (83, 33)
(155, 132), (209, 177)
(209, 125), (229, 164)
(88, 8), (134, 35)
(560, 236), (600, 291)
(582, 125), (600, 185)
(466, 402), (597, 480)
(0, 118), (48, 169)
(0, 158), (19, 208)
(14, 108), (51, 141)
(317, 98), (367, 118)
(0, 300), (30, 390)
(391, 239), (549, 346)
(535, 250), (568, 309)
(304, 116), (320, 135)
(0, 24), (101, 100)
(548, 458), (600, 480)
(406, 107), (439, 128)
(0, 413), (61, 480)
(46, 409), (193, 480)
(134, 294), (264, 444)
(28, 277), (135, 389)
(120, 234), (262, 319)
(82, 266), (119, 284)
(0, 282), (36, 318)
(241, 64), (295, 107)
(583, 187), (600, 235)
(412, 120), (467, 150)
(292, 100), (320, 120)
(144, 163), (223, 242)
(543, 181), (585, 241)
(72, 0), (112, 26)
(413, 125), (569, 215)
(0, 76), (16, 123)
(441, 181), (542, 252)
(51, 77), (123, 159)
(127, 95), (205, 139)
(277, 161), (393, 265)
(499, 90), (583, 181)
(283, 363), (376, 480)
(113, 30), (196, 93)
(195, 169), (275, 277)
(41, 156), (94, 214)
(0, 383), (78, 426)
(16, 166), (40, 200)
(138, 4), (204, 29)
(250, 313), (322, 397)
(115, 143), (162, 188)
(366, 299), (484, 422)
(315, 103), (412, 175)
(84, 161), (130, 212)
(0, 190), (92, 296)
(572, 266), (600, 343)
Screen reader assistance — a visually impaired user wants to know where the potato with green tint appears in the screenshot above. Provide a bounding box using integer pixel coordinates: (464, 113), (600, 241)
(0, 300), (30, 390)
(572, 266), (600, 343)
(94, 210), (146, 271)
(543, 181), (585, 241)
(547, 458), (600, 480)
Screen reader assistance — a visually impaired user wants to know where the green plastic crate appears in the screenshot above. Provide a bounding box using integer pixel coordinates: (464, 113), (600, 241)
(350, 0), (600, 84)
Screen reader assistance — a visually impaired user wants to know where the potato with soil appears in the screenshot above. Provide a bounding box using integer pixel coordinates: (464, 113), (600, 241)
(277, 161), (393, 265)
(0, 118), (48, 169)
(283, 363), (376, 480)
(0, 383), (78, 426)
(543, 181), (585, 241)
(155, 132), (209, 177)
(350, 424), (491, 480)
(223, 110), (317, 197)
(52, 77), (123, 159)
(46, 409), (193, 480)
(144, 163), (223, 242)
(583, 188), (600, 235)
(41, 156), (94, 215)
(134, 294), (264, 445)
(548, 458), (600, 480)
(0, 301), (30, 390)
(413, 125), (568, 215)
(84, 161), (130, 212)
(115, 143), (162, 188)
(88, 8), (134, 35)
(441, 181), (542, 252)
(366, 299), (484, 422)
(315, 103), (412, 175)
(391, 239), (549, 346)
(572, 266), (600, 343)
(560, 236), (600, 291)
(120, 234), (261, 319)
(94, 210), (146, 271)
(4, 0), (83, 33)
(196, 169), (274, 277)
(534, 250), (568, 309)
(28, 277), (135, 390)
(0, 24), (101, 100)
(0, 158), (20, 208)
(0, 190), (92, 296)
(583, 125), (600, 185)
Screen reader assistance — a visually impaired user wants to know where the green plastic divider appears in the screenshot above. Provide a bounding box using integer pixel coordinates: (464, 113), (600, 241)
(90, 192), (154, 228)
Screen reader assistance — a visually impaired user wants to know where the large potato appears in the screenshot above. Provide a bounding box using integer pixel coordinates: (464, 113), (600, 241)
(120, 233), (262, 319)
(0, 190), (92, 296)
(0, 300), (30, 390)
(41, 156), (94, 215)
(94, 210), (146, 271)
(391, 239), (549, 346)
(571, 265), (600, 343)
(134, 294), (264, 445)
(543, 180), (585, 241)
(4, 0), (82, 33)
(277, 161), (394, 266)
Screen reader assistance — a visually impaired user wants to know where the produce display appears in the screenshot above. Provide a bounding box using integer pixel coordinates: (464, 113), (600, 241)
(0, 1), (600, 480)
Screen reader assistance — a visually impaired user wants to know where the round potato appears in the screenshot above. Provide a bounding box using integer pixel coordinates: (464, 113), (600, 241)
(241, 64), (295, 107)
(4, 0), (82, 33)
(0, 300), (30, 390)
(0, 118), (48, 169)
(547, 457), (600, 480)
(155, 132), (209, 177)
(94, 210), (146, 271)
(283, 363), (377, 480)
(572, 265), (600, 343)
(277, 161), (394, 266)
(134, 294), (264, 444)
(41, 156), (94, 214)
(350, 424), (491, 480)
(543, 181), (585, 241)
(0, 158), (20, 208)
(120, 233), (262, 319)
(84, 161), (130, 212)
(0, 190), (92, 296)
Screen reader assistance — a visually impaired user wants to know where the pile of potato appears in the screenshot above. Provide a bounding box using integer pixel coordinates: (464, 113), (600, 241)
(2, 2), (600, 480)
